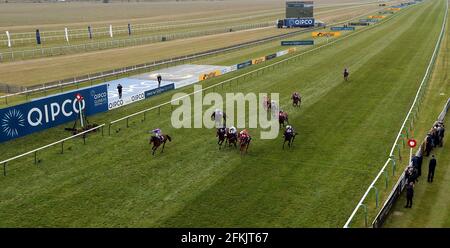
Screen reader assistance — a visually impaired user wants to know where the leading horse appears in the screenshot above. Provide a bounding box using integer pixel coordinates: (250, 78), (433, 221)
(149, 134), (172, 155)
(292, 94), (301, 107)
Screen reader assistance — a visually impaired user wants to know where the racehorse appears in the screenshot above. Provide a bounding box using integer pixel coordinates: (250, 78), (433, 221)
(279, 112), (289, 128)
(239, 135), (251, 155)
(283, 131), (298, 149)
(216, 128), (227, 149)
(292, 94), (301, 107)
(226, 129), (238, 148)
(149, 134), (172, 155)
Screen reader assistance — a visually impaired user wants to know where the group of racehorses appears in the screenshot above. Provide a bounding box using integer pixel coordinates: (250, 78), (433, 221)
(149, 92), (302, 156)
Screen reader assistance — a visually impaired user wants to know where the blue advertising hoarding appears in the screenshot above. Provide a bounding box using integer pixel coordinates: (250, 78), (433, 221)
(144, 83), (175, 99)
(281, 40), (314, 46)
(237, 60), (252, 70)
(284, 18), (315, 27)
(330, 26), (355, 31)
(0, 84), (108, 143)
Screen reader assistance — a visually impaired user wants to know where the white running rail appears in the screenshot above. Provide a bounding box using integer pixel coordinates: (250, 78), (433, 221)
(343, 0), (448, 228)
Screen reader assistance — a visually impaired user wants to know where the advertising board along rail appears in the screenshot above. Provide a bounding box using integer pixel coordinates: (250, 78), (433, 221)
(0, 123), (106, 176)
(343, 0), (447, 228)
(108, 8), (403, 136)
(0, 6), (393, 106)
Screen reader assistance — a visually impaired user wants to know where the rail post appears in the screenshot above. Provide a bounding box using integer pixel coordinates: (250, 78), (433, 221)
(383, 170), (388, 190)
(108, 124), (111, 136)
(34, 151), (37, 165)
(3, 162), (6, 176)
(390, 157), (396, 176)
(371, 186), (379, 208)
(126, 118), (129, 128)
(61, 141), (64, 154)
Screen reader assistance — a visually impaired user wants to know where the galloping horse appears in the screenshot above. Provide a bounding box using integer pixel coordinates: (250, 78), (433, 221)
(283, 131), (298, 149)
(149, 134), (172, 155)
(292, 93), (301, 107)
(216, 128), (227, 149)
(239, 135), (251, 155)
(279, 111), (289, 128)
(226, 129), (238, 148)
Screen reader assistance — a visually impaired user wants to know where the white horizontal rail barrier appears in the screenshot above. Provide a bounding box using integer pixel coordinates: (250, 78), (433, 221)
(343, 0), (447, 228)
(0, 124), (106, 172)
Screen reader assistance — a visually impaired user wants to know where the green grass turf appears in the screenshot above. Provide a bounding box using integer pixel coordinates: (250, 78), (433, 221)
(0, 0), (445, 227)
(382, 10), (450, 227)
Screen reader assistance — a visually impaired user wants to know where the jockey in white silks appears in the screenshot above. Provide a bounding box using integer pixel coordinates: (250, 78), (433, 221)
(228, 126), (237, 138)
(211, 109), (227, 128)
(151, 128), (163, 141)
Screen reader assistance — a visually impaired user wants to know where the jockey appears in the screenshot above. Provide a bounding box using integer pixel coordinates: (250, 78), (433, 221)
(286, 125), (294, 133)
(152, 128), (163, 141)
(218, 125), (226, 134)
(211, 109), (226, 127)
(229, 126), (237, 138)
(239, 129), (250, 139)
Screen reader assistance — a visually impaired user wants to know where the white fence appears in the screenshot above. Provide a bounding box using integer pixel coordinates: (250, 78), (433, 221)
(343, 0), (448, 228)
(0, 22), (273, 62)
(0, 124), (105, 176)
(372, 97), (450, 228)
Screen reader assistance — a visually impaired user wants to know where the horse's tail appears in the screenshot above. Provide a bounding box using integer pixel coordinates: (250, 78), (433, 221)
(166, 135), (172, 142)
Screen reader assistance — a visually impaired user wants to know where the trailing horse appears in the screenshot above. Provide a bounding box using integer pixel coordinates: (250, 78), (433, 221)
(149, 134), (172, 155)
(239, 136), (251, 155)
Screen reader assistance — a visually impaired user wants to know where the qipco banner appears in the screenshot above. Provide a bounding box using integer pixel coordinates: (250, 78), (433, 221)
(0, 84), (108, 143)
(285, 18), (315, 27)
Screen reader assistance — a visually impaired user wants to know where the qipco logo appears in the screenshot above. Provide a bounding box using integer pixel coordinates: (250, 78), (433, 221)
(92, 91), (107, 100)
(293, 19), (314, 25)
(131, 93), (145, 102)
(27, 98), (85, 126)
(109, 99), (124, 109)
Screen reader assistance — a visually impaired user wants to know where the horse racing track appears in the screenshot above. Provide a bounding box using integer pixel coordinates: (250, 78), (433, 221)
(0, 0), (446, 227)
